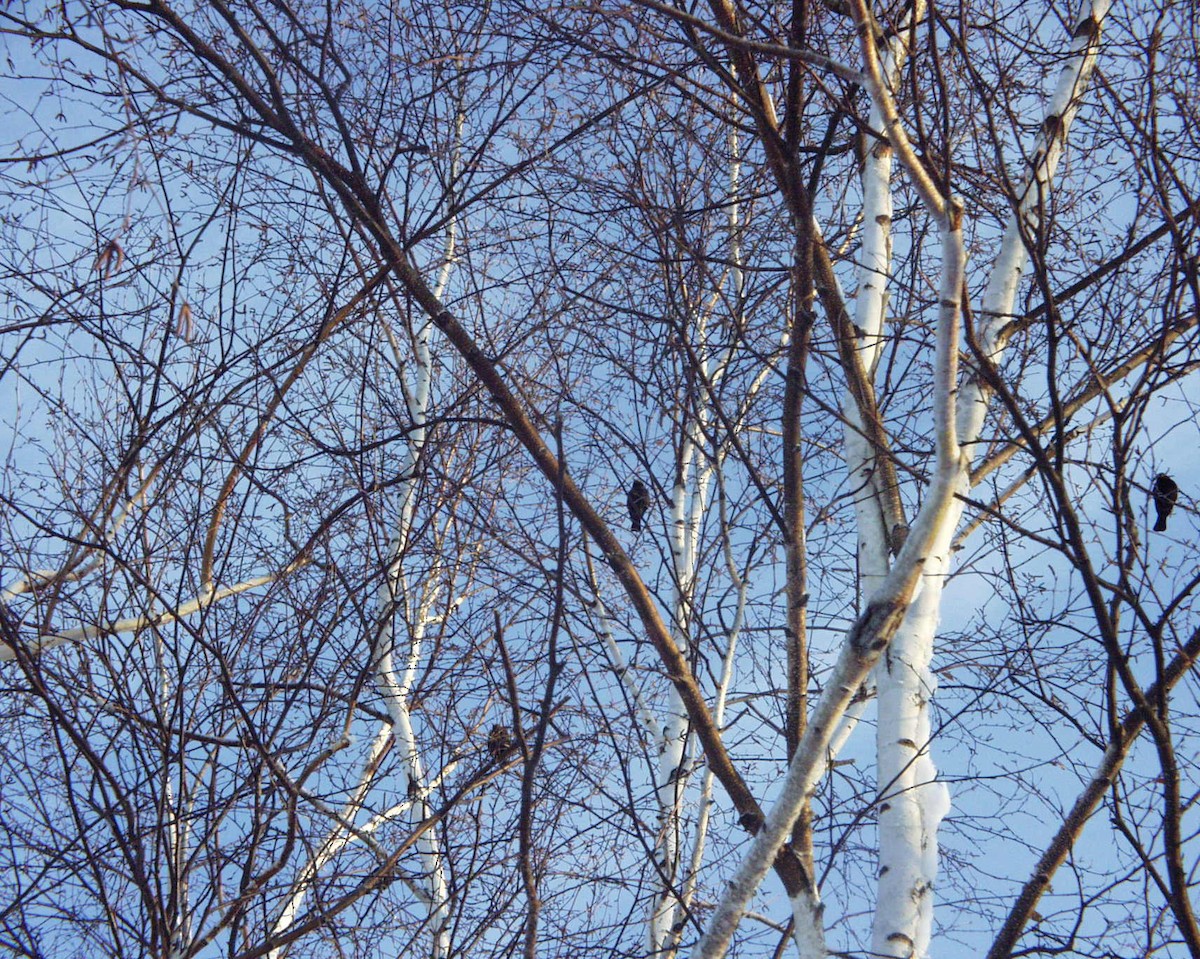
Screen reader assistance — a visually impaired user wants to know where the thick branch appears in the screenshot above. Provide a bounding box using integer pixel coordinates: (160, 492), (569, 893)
(987, 626), (1200, 959)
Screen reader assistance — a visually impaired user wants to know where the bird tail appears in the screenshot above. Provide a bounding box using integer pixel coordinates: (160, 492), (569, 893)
(1154, 515), (1168, 532)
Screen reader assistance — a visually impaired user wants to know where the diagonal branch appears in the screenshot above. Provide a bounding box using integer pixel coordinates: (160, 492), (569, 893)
(987, 625), (1200, 959)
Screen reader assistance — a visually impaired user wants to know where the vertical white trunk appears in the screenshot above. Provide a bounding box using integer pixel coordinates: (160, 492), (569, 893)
(674, 502), (744, 952)
(649, 126), (741, 950)
(833, 7), (950, 954)
(867, 3), (1109, 952)
(843, 5), (922, 595)
(368, 226), (459, 959)
(696, 456), (965, 959)
(357, 130), (465, 957)
(373, 607), (451, 957)
(650, 434), (705, 955)
(650, 686), (690, 954)
(697, 83), (969, 954)
(869, 549), (952, 959)
(158, 623), (190, 958)
(728, 124), (744, 312)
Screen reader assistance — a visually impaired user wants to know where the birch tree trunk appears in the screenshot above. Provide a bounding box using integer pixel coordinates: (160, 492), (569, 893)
(1, 2), (1197, 958)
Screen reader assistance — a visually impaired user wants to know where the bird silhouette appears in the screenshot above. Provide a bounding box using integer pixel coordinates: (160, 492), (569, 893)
(487, 724), (512, 761)
(627, 480), (650, 533)
(1153, 474), (1179, 532)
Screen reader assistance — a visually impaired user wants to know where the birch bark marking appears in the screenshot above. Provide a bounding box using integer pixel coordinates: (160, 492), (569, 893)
(960, 0), (1113, 455)
(866, 2), (1112, 955)
(680, 26), (833, 947)
(693, 518), (949, 959)
(844, 3), (925, 597)
(841, 3), (958, 954)
(694, 1), (970, 950)
(870, 553), (954, 959)
(694, 212), (966, 959)
(818, 3), (956, 955)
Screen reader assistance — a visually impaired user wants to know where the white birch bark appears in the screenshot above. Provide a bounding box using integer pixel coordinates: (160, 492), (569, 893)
(844, 0), (924, 593)
(0, 564), (307, 660)
(841, 5), (951, 956)
(586, 450), (732, 959)
(650, 360), (715, 955)
(671, 489), (746, 955)
(860, 2), (1110, 955)
(267, 723), (394, 959)
(832, 2), (923, 540)
(368, 230), (458, 959)
(791, 7), (932, 952)
(961, 0), (1114, 452)
(247, 272), (457, 955)
(870, 567), (952, 959)
(648, 480), (691, 951)
(269, 119), (465, 955)
(695, 0), (971, 938)
(648, 122), (746, 956)
(699, 424), (967, 959)
(0, 467), (165, 658)
(372, 601), (452, 957)
(842, 34), (920, 951)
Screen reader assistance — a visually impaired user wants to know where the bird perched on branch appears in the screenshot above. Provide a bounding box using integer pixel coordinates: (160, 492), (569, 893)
(0, 601), (17, 649)
(627, 480), (650, 533)
(487, 724), (512, 761)
(1152, 473), (1179, 532)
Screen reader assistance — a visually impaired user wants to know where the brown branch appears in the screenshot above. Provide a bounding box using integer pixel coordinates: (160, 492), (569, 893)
(201, 268), (389, 592)
(986, 625), (1200, 959)
(697, 0), (908, 549)
(632, 0), (866, 84)
(971, 319), (1200, 490)
(286, 113), (819, 896)
(812, 242), (909, 549)
(416, 288), (813, 896)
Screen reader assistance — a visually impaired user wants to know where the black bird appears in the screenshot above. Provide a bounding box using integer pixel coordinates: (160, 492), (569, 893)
(487, 724), (512, 762)
(627, 480), (650, 533)
(1153, 473), (1179, 532)
(0, 601), (16, 651)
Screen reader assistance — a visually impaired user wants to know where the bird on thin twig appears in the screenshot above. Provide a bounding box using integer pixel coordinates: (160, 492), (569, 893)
(627, 480), (650, 533)
(1152, 474), (1179, 532)
(487, 724), (512, 762)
